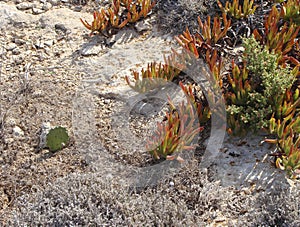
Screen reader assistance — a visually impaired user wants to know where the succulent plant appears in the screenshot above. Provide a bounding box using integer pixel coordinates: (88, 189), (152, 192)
(125, 58), (181, 93)
(80, 0), (156, 35)
(146, 98), (203, 161)
(280, 0), (300, 25)
(121, 0), (300, 176)
(266, 114), (300, 178)
(46, 126), (69, 152)
(253, 5), (300, 66)
(217, 0), (258, 20)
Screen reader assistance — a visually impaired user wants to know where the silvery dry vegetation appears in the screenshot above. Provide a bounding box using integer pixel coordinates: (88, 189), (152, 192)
(6, 161), (300, 226)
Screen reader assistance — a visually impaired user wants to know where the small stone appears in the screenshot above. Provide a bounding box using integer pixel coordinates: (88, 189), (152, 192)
(44, 40), (54, 47)
(55, 24), (68, 34)
(38, 122), (52, 150)
(0, 49), (7, 56)
(16, 2), (34, 10)
(135, 20), (152, 33)
(104, 99), (110, 104)
(42, 2), (52, 11)
(81, 44), (104, 56)
(13, 126), (24, 137)
(5, 65), (11, 71)
(73, 6), (82, 12)
(44, 46), (51, 55)
(61, 0), (69, 3)
(32, 8), (45, 15)
(14, 38), (26, 45)
(6, 43), (17, 51)
(4, 137), (14, 144)
(35, 40), (44, 49)
(7, 118), (16, 127)
(49, 0), (58, 5)
(12, 48), (21, 55)
(12, 55), (24, 65)
(169, 181), (174, 187)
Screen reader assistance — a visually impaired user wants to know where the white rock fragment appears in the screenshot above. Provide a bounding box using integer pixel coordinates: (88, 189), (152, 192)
(6, 118), (16, 127)
(6, 43), (17, 51)
(104, 99), (110, 104)
(12, 47), (21, 55)
(44, 40), (54, 47)
(38, 122), (52, 150)
(14, 38), (26, 45)
(13, 126), (24, 137)
(0, 48), (7, 56)
(81, 44), (105, 56)
(32, 8), (45, 15)
(35, 40), (45, 49)
(16, 2), (34, 10)
(49, 0), (59, 6)
(42, 2), (52, 11)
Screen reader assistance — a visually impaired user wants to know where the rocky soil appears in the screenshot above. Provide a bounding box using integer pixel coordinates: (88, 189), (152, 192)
(0, 0), (299, 226)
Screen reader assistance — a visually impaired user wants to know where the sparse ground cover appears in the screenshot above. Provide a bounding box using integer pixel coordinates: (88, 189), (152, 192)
(0, 0), (299, 226)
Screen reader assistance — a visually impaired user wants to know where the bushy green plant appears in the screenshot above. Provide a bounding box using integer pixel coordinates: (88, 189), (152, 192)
(243, 36), (296, 107)
(226, 36), (296, 133)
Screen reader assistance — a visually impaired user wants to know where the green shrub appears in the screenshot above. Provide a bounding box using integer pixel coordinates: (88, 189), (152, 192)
(226, 36), (296, 133)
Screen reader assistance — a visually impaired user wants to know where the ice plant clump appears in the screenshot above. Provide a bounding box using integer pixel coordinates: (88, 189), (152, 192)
(147, 98), (203, 162)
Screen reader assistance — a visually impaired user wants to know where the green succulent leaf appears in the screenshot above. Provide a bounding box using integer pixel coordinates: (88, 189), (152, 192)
(46, 126), (69, 152)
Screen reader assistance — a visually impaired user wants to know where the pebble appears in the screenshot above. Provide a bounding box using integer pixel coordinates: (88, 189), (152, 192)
(16, 2), (34, 10)
(0, 48), (7, 56)
(49, 0), (59, 5)
(73, 6), (82, 12)
(6, 43), (17, 51)
(12, 55), (24, 65)
(35, 40), (45, 49)
(32, 8), (45, 15)
(13, 126), (24, 137)
(55, 24), (68, 34)
(5, 65), (11, 71)
(42, 2), (52, 11)
(12, 47), (21, 55)
(38, 122), (52, 149)
(6, 118), (16, 127)
(14, 38), (26, 45)
(44, 40), (54, 47)
(81, 44), (105, 56)
(104, 99), (111, 104)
